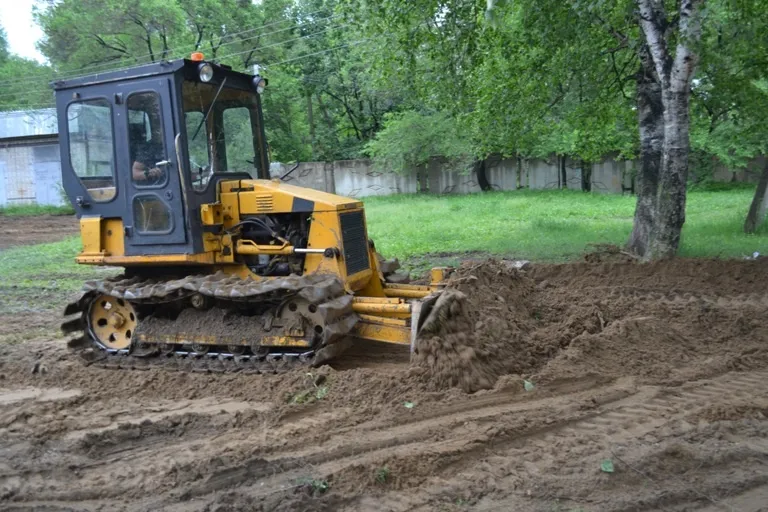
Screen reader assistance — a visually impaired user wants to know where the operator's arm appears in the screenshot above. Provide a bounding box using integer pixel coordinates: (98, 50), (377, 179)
(132, 160), (147, 181)
(132, 160), (163, 181)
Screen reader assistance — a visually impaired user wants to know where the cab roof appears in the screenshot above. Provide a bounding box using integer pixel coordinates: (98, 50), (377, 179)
(51, 59), (257, 92)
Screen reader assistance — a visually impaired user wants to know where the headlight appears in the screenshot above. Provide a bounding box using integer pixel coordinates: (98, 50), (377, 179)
(198, 63), (214, 82)
(252, 75), (268, 94)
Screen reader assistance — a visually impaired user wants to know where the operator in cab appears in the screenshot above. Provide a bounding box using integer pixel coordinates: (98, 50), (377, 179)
(129, 99), (167, 184)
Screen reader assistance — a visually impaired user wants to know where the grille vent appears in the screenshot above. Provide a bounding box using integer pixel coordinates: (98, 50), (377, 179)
(340, 210), (370, 275)
(254, 194), (273, 212)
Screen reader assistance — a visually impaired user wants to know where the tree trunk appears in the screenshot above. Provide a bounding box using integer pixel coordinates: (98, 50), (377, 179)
(559, 155), (567, 189)
(633, 0), (705, 260)
(306, 90), (316, 160)
(581, 160), (592, 192)
(475, 159), (492, 191)
(744, 163), (768, 233)
(627, 47), (663, 257)
(648, 88), (692, 258)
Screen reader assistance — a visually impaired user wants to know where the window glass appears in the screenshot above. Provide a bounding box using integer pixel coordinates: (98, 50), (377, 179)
(182, 81), (262, 191)
(185, 110), (210, 191)
(67, 99), (115, 201)
(133, 196), (172, 233)
(128, 92), (167, 187)
(222, 107), (255, 174)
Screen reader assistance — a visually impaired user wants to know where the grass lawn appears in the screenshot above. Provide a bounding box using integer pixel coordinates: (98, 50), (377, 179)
(363, 187), (768, 264)
(1, 188), (766, 298)
(0, 204), (74, 216)
(0, 237), (109, 313)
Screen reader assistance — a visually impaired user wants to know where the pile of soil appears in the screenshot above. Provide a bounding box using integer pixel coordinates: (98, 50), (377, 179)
(412, 258), (768, 392)
(412, 260), (539, 392)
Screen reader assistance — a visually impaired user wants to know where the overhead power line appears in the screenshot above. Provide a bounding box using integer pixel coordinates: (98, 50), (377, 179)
(264, 38), (374, 69)
(0, 22), (348, 101)
(0, 11), (341, 89)
(0, 34), (388, 113)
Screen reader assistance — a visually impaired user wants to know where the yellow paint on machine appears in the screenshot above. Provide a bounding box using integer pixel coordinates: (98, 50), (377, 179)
(351, 320), (411, 345)
(72, 177), (451, 349)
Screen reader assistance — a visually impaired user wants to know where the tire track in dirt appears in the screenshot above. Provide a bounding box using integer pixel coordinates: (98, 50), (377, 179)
(344, 368), (768, 511)
(0, 395), (277, 504)
(152, 369), (768, 511)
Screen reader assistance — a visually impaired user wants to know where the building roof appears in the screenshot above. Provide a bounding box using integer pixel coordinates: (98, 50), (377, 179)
(0, 108), (58, 139)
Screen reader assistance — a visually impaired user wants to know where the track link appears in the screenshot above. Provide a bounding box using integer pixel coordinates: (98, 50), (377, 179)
(61, 271), (359, 374)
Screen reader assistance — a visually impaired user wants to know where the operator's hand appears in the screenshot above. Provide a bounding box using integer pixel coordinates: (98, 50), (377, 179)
(147, 167), (163, 179)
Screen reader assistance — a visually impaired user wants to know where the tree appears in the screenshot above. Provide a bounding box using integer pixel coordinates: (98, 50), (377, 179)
(365, 110), (472, 173)
(0, 27), (9, 63)
(629, 0), (706, 259)
(344, 0), (768, 259)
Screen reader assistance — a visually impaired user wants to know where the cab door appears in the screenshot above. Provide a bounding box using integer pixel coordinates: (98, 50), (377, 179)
(116, 78), (187, 254)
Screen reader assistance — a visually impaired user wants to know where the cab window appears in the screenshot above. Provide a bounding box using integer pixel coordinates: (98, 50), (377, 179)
(127, 92), (167, 187)
(182, 81), (261, 191)
(221, 107), (256, 174)
(67, 99), (116, 201)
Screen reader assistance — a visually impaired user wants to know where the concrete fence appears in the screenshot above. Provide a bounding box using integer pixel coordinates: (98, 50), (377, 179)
(1, 143), (765, 207)
(271, 154), (766, 198)
(272, 156), (640, 197)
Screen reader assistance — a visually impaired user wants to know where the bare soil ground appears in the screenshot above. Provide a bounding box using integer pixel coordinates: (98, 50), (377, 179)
(2, 258), (768, 511)
(0, 214), (79, 250)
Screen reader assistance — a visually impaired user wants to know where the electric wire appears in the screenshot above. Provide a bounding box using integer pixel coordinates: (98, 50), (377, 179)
(0, 10), (342, 88)
(0, 21), (349, 102)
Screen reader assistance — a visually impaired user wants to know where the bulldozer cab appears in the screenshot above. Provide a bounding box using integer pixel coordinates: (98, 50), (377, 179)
(53, 58), (270, 256)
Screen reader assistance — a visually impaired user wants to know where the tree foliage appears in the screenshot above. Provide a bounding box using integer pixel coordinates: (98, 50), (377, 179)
(0, 0), (766, 257)
(0, 24), (54, 111)
(28, 0), (401, 161)
(365, 110), (472, 173)
(0, 27), (9, 63)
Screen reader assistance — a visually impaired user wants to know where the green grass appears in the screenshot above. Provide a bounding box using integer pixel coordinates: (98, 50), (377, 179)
(0, 188), (764, 300)
(0, 237), (112, 343)
(362, 188), (768, 263)
(0, 204), (75, 216)
(0, 237), (113, 315)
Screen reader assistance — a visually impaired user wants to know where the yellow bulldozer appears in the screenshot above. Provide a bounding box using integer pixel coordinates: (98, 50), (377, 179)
(57, 54), (451, 371)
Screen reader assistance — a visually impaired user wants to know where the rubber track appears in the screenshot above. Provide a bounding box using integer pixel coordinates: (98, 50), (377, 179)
(62, 272), (359, 374)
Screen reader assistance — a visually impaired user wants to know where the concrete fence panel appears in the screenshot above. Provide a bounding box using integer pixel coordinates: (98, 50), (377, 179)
(485, 159), (519, 191)
(527, 159), (561, 190)
(591, 159), (622, 194)
(565, 165), (583, 190)
(426, 158), (482, 194)
(333, 159), (417, 198)
(271, 161), (333, 193)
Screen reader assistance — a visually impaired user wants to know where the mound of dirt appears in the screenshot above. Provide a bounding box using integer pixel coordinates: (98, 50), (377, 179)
(412, 260), (539, 392)
(412, 257), (768, 393)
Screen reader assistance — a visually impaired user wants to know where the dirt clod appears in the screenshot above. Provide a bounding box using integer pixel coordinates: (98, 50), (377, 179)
(413, 261), (536, 392)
